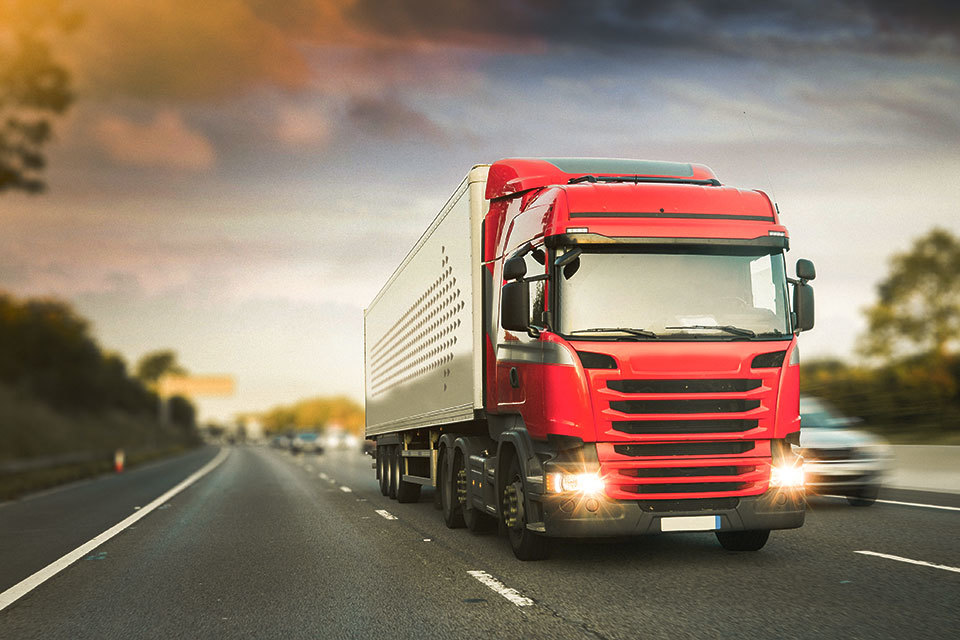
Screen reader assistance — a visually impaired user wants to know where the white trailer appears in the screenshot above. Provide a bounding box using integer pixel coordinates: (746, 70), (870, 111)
(364, 165), (489, 438)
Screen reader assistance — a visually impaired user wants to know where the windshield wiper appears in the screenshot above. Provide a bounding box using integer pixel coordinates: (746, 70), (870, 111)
(664, 324), (757, 337)
(569, 327), (658, 339)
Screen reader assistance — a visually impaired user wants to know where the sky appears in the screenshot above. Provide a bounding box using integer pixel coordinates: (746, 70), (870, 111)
(1, 0), (959, 421)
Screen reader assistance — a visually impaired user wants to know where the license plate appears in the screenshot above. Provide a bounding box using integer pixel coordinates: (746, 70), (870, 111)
(660, 515), (721, 532)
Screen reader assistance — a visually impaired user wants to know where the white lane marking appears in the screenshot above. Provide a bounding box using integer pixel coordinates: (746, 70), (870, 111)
(0, 447), (230, 612)
(339, 486), (352, 493)
(855, 550), (960, 574)
(374, 509), (397, 520)
(824, 495), (960, 512)
(467, 570), (534, 607)
(318, 472), (328, 480)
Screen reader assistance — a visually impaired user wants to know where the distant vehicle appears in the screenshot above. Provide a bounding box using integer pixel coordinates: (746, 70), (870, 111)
(271, 435), (290, 449)
(799, 396), (892, 506)
(290, 432), (324, 455)
(325, 428), (360, 450)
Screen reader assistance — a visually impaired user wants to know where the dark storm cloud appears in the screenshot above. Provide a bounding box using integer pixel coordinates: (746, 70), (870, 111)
(346, 0), (960, 58)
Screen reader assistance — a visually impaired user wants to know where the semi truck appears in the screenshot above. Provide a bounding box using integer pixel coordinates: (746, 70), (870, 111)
(364, 158), (814, 560)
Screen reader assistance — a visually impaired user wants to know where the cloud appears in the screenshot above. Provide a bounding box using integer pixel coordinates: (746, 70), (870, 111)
(64, 1), (329, 100)
(55, 1), (960, 105)
(346, 94), (447, 140)
(275, 105), (332, 147)
(345, 0), (960, 59)
(94, 110), (215, 170)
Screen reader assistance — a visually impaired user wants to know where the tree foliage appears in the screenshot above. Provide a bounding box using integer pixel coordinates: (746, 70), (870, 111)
(0, 0), (79, 193)
(260, 395), (364, 435)
(0, 292), (196, 431)
(859, 228), (960, 362)
(135, 350), (187, 384)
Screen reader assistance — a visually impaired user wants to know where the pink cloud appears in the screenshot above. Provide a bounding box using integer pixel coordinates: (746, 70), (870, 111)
(94, 110), (216, 170)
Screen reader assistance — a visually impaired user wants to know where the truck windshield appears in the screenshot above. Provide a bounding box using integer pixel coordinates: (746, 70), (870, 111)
(558, 248), (791, 339)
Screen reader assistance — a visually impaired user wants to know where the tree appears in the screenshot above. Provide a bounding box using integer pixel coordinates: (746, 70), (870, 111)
(0, 0), (79, 193)
(135, 350), (187, 384)
(859, 228), (960, 363)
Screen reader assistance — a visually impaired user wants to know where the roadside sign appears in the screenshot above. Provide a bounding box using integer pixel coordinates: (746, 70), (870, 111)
(158, 375), (235, 397)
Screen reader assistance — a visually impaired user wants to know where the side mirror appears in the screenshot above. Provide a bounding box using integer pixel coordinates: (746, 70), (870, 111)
(794, 282), (815, 332)
(501, 280), (530, 332)
(796, 258), (816, 281)
(503, 256), (527, 281)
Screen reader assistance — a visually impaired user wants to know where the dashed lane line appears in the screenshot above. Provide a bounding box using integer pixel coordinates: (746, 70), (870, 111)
(0, 447), (230, 612)
(854, 550), (960, 574)
(340, 486), (352, 493)
(467, 570), (534, 607)
(375, 509), (398, 520)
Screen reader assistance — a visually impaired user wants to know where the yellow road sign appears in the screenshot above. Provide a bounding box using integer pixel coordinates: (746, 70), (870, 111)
(158, 375), (235, 397)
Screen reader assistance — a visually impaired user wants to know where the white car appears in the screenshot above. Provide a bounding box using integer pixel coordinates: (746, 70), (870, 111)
(798, 396), (892, 506)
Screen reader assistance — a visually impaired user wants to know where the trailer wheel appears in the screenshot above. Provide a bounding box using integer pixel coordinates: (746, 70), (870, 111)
(387, 445), (398, 499)
(377, 447), (389, 496)
(501, 455), (549, 560)
(715, 529), (770, 551)
(440, 448), (465, 528)
(456, 451), (495, 533)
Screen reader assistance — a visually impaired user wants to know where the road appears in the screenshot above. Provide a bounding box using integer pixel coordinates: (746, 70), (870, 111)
(1, 445), (958, 639)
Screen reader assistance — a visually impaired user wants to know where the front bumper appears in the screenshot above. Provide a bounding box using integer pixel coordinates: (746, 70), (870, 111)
(531, 488), (805, 538)
(803, 459), (884, 491)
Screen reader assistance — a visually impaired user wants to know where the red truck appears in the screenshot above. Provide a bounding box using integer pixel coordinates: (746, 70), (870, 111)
(364, 158), (814, 559)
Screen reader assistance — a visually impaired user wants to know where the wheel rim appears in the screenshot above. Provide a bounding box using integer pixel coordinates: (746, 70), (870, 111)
(502, 479), (525, 531)
(456, 462), (467, 507)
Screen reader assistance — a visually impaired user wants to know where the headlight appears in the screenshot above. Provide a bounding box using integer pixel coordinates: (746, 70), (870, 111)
(546, 472), (605, 495)
(769, 464), (805, 488)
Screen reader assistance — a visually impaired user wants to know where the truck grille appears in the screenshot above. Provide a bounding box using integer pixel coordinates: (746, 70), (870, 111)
(614, 442), (755, 457)
(608, 379), (761, 393)
(622, 482), (746, 494)
(612, 419), (758, 435)
(610, 399), (760, 414)
(621, 465), (744, 478)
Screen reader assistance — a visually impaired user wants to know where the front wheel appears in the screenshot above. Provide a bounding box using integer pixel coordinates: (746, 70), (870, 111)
(501, 455), (549, 560)
(716, 529), (770, 551)
(847, 484), (879, 507)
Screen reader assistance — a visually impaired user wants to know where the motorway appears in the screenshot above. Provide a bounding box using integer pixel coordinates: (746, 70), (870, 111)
(1, 445), (958, 639)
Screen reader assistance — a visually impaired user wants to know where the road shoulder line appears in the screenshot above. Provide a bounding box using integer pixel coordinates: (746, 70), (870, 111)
(0, 447), (230, 612)
(854, 550), (960, 574)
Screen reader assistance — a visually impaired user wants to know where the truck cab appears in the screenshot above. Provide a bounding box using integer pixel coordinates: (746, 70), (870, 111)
(366, 158), (815, 560)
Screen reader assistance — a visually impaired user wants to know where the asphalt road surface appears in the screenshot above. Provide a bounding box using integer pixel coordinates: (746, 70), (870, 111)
(1, 445), (958, 639)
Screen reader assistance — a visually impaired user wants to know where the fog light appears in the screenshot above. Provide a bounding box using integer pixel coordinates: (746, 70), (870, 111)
(770, 464), (805, 488)
(546, 472), (605, 495)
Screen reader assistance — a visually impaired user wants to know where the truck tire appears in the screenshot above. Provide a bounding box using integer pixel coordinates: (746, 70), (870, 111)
(377, 447), (389, 496)
(847, 484), (879, 507)
(501, 455), (549, 560)
(441, 448), (466, 528)
(716, 529), (770, 551)
(455, 451), (495, 533)
(388, 445), (398, 499)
